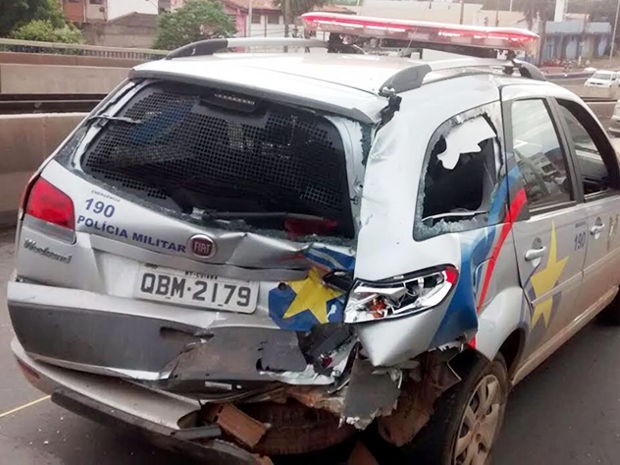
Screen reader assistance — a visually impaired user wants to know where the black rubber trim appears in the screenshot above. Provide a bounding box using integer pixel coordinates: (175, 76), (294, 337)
(166, 39), (228, 59)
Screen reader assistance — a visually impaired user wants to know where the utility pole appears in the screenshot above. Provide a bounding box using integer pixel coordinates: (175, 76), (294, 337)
(495, 0), (499, 27)
(611, 0), (620, 62)
(579, 13), (587, 65)
(248, 0), (253, 37)
(283, 0), (291, 52)
(459, 0), (464, 25)
(284, 0), (291, 38)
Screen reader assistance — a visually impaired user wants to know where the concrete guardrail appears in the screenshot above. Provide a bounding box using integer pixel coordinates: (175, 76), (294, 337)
(0, 51), (148, 68)
(563, 84), (620, 100)
(0, 113), (86, 227)
(0, 38), (167, 61)
(0, 63), (128, 94)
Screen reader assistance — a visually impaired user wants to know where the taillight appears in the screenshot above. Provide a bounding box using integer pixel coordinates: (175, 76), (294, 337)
(344, 265), (458, 323)
(24, 178), (75, 230)
(284, 217), (339, 239)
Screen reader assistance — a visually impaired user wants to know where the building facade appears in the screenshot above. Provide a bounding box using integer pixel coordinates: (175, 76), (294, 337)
(541, 20), (612, 63)
(61, 0), (158, 24)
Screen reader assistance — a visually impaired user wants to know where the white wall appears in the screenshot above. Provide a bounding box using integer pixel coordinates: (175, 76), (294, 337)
(106, 0), (158, 20)
(86, 1), (106, 21)
(247, 14), (285, 38)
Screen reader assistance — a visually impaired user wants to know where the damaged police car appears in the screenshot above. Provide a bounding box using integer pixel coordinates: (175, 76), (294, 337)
(9, 13), (620, 465)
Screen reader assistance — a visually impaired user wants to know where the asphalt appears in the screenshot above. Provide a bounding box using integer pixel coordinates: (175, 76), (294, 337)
(1, 229), (620, 465)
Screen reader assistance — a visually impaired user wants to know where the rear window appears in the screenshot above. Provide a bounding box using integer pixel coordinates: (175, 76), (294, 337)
(593, 72), (614, 80)
(79, 81), (355, 239)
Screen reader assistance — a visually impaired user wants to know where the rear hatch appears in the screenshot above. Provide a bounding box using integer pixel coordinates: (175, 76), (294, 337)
(11, 77), (367, 384)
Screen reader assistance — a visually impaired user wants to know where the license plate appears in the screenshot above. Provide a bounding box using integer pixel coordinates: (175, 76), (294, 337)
(135, 266), (258, 313)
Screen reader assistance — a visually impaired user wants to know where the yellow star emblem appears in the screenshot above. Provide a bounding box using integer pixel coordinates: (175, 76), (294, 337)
(283, 268), (342, 323)
(530, 223), (569, 329)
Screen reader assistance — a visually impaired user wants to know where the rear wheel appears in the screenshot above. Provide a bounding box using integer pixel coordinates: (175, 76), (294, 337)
(400, 353), (509, 465)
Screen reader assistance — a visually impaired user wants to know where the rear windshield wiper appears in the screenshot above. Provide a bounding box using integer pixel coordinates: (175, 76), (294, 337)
(422, 210), (488, 223)
(202, 211), (330, 221)
(86, 114), (143, 125)
(202, 211), (331, 222)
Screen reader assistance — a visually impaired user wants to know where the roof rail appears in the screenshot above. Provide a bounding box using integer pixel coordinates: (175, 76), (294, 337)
(510, 59), (546, 81)
(379, 64), (433, 95)
(377, 58), (545, 96)
(166, 38), (328, 59)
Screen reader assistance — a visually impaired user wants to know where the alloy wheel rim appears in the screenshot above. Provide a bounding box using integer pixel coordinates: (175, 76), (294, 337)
(453, 374), (504, 465)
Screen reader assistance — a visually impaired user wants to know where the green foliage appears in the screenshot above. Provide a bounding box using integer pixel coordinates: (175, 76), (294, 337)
(154, 0), (236, 50)
(568, 0), (617, 21)
(479, 0), (555, 27)
(518, 0), (555, 28)
(0, 0), (66, 36)
(10, 20), (83, 43)
(272, 0), (328, 19)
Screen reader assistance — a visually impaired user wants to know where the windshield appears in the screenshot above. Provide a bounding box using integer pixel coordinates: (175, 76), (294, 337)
(593, 71), (614, 80)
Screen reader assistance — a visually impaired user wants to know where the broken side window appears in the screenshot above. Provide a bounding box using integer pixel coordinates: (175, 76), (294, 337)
(414, 102), (504, 240)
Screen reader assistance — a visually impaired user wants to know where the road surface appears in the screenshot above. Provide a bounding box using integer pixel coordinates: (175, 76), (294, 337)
(0, 229), (619, 465)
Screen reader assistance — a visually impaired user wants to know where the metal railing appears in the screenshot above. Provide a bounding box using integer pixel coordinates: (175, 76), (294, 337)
(0, 38), (168, 60)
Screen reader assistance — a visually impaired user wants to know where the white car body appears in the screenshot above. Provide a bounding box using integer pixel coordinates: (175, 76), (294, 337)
(585, 70), (620, 88)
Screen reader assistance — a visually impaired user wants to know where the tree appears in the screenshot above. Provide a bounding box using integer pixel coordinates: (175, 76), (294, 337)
(514, 0), (554, 64)
(0, 0), (65, 37)
(10, 20), (83, 43)
(153, 0), (236, 50)
(517, 0), (554, 30)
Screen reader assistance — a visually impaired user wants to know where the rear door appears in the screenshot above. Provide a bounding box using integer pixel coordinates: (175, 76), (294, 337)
(554, 98), (620, 315)
(504, 96), (587, 346)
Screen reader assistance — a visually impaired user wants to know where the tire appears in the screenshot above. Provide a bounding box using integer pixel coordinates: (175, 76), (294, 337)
(598, 289), (620, 325)
(399, 352), (509, 465)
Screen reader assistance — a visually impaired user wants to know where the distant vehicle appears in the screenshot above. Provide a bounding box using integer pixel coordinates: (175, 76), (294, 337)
(585, 70), (620, 88)
(8, 13), (620, 465)
(609, 100), (620, 135)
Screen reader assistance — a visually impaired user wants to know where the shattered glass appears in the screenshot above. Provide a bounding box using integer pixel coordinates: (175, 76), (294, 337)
(415, 104), (504, 240)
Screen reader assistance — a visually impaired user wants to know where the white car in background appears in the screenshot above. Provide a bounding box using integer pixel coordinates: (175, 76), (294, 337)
(609, 99), (620, 135)
(585, 70), (620, 88)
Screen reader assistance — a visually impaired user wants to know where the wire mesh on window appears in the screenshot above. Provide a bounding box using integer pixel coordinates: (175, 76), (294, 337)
(81, 82), (352, 235)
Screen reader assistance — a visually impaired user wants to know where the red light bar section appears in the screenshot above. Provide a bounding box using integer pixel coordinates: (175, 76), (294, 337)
(301, 13), (539, 52)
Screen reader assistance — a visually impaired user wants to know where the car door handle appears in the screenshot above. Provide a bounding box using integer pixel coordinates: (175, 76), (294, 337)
(525, 246), (547, 261)
(590, 224), (605, 235)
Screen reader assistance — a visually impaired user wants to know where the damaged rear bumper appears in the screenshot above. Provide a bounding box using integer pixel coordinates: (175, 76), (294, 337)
(9, 280), (465, 437)
(7, 281), (351, 388)
(11, 338), (263, 465)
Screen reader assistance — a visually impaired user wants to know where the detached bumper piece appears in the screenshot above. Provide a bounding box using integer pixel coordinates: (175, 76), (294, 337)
(11, 339), (269, 465)
(51, 390), (262, 465)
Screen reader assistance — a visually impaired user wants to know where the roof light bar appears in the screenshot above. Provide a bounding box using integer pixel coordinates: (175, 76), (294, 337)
(302, 13), (539, 53)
